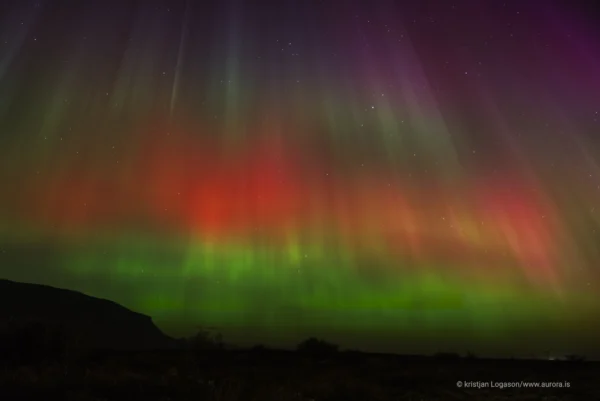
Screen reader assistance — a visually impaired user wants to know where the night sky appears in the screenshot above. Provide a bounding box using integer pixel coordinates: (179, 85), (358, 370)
(1, 0), (600, 358)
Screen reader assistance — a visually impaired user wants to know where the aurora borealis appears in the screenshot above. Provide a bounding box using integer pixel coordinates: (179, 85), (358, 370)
(1, 0), (600, 357)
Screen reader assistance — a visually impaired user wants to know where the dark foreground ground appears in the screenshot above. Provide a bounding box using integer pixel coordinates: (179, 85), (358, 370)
(1, 349), (598, 401)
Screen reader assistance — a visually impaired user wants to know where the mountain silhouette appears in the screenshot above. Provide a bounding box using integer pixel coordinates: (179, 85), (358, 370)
(0, 279), (174, 350)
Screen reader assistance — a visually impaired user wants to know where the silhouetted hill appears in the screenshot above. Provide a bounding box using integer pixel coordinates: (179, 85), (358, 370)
(0, 279), (174, 350)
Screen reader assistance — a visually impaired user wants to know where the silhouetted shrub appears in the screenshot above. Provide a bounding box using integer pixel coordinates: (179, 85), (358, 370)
(184, 327), (224, 350)
(250, 344), (268, 353)
(465, 351), (478, 359)
(296, 337), (339, 357)
(565, 354), (586, 362)
(433, 352), (461, 360)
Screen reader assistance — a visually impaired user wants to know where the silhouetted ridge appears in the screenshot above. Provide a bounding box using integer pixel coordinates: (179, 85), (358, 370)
(0, 279), (173, 350)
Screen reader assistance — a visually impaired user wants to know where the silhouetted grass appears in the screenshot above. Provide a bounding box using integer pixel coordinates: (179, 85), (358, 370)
(0, 327), (598, 400)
